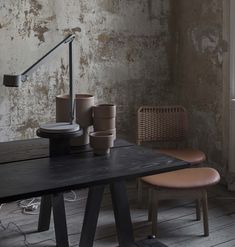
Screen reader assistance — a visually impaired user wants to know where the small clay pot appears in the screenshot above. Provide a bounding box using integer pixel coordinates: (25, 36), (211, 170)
(93, 117), (115, 131)
(90, 131), (114, 155)
(93, 104), (116, 119)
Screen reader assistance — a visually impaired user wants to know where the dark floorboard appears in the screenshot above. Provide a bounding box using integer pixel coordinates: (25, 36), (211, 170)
(0, 183), (235, 247)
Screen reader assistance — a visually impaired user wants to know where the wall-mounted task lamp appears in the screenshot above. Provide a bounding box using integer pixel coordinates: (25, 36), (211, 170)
(3, 34), (80, 134)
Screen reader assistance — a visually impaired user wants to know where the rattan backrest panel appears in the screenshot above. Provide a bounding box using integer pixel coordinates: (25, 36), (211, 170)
(137, 106), (188, 143)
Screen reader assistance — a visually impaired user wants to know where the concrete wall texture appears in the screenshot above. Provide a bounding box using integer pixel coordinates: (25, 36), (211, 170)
(170, 0), (227, 169)
(0, 1), (228, 169)
(0, 0), (173, 141)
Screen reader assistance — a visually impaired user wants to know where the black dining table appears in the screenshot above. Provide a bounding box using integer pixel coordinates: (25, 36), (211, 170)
(0, 138), (189, 247)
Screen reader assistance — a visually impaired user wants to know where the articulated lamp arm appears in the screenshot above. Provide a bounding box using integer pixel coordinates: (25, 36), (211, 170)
(3, 34), (75, 87)
(3, 34), (75, 124)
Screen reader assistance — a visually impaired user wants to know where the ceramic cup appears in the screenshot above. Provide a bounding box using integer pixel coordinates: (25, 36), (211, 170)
(93, 104), (116, 140)
(75, 94), (94, 127)
(93, 104), (116, 119)
(89, 131), (114, 155)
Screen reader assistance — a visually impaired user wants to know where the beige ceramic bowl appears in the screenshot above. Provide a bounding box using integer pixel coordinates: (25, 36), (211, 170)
(90, 131), (114, 155)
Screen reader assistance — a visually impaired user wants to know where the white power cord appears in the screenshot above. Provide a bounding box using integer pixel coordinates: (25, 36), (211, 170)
(18, 198), (41, 215)
(64, 190), (78, 202)
(17, 190), (78, 215)
(0, 190), (79, 246)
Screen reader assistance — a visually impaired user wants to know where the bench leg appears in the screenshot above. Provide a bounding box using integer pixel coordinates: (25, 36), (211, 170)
(79, 185), (105, 247)
(148, 188), (152, 222)
(196, 199), (201, 221)
(202, 190), (209, 236)
(151, 190), (159, 236)
(38, 195), (52, 232)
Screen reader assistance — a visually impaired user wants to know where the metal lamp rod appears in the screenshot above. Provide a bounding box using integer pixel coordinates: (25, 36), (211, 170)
(69, 41), (73, 124)
(22, 34), (75, 81)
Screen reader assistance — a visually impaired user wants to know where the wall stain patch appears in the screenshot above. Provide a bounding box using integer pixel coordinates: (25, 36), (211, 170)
(29, 0), (42, 16)
(33, 24), (49, 42)
(1, 0), (172, 143)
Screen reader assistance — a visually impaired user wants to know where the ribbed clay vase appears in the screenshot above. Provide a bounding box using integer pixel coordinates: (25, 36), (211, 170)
(90, 131), (114, 155)
(56, 94), (94, 146)
(93, 104), (116, 139)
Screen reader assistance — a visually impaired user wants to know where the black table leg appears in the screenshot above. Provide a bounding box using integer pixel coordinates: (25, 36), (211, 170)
(38, 195), (52, 232)
(110, 181), (135, 247)
(38, 138), (70, 233)
(110, 181), (168, 247)
(38, 194), (69, 247)
(79, 185), (105, 247)
(52, 193), (69, 247)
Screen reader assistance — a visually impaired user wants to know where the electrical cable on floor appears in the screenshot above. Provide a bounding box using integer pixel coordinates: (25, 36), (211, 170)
(0, 191), (79, 246)
(18, 198), (41, 215)
(17, 190), (78, 215)
(0, 220), (57, 246)
(64, 190), (78, 202)
(0, 220), (82, 247)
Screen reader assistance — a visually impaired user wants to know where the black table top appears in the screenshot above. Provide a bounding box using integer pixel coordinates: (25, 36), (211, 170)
(0, 138), (189, 203)
(0, 138), (132, 164)
(0, 139), (189, 203)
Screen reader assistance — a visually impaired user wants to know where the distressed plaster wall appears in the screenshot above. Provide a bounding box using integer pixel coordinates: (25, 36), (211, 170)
(1, 0), (227, 171)
(170, 0), (227, 169)
(0, 0), (173, 141)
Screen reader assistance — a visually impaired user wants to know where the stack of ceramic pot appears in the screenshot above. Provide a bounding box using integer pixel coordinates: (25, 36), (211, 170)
(56, 96), (116, 153)
(56, 94), (94, 146)
(89, 104), (116, 155)
(93, 104), (116, 139)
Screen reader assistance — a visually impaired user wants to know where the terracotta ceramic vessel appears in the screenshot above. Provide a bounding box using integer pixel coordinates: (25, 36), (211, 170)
(93, 104), (116, 119)
(56, 94), (94, 146)
(75, 94), (94, 127)
(93, 104), (116, 140)
(56, 95), (70, 122)
(94, 117), (115, 131)
(56, 94), (94, 126)
(90, 131), (114, 155)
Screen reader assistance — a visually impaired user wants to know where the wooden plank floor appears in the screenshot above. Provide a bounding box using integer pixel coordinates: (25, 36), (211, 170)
(0, 182), (235, 247)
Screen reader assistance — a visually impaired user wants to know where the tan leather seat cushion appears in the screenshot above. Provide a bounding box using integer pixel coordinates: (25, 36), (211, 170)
(141, 168), (220, 189)
(158, 148), (206, 164)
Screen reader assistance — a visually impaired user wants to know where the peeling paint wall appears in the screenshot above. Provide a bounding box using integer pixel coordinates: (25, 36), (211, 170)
(1, 0), (226, 170)
(0, 0), (173, 141)
(170, 0), (226, 168)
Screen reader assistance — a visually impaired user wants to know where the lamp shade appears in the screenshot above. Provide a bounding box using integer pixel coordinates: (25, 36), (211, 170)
(3, 74), (24, 87)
